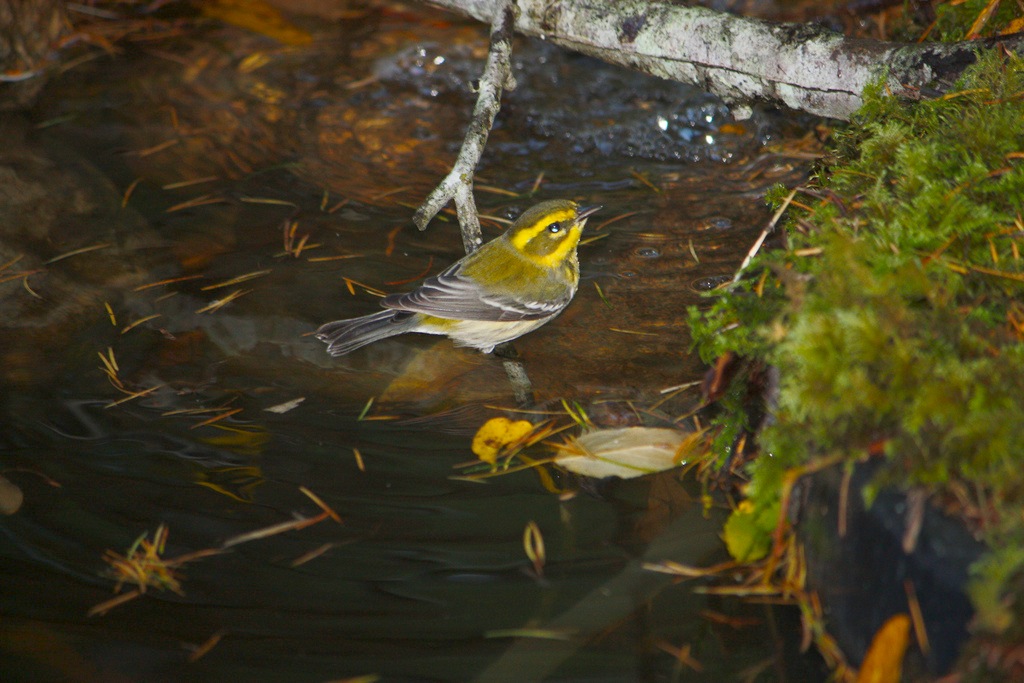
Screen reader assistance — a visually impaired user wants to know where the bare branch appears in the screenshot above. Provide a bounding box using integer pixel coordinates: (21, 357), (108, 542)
(423, 0), (1024, 120)
(413, 0), (518, 252)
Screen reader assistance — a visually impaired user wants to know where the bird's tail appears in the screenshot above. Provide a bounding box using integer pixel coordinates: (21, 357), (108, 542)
(315, 310), (418, 356)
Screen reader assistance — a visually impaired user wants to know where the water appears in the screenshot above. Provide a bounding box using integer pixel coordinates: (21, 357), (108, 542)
(0, 4), (823, 681)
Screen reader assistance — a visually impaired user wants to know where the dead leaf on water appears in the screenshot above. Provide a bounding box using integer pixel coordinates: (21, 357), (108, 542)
(855, 613), (911, 683)
(472, 417), (534, 465)
(554, 427), (689, 479)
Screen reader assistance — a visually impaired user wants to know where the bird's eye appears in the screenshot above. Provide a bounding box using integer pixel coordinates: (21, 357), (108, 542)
(547, 222), (562, 234)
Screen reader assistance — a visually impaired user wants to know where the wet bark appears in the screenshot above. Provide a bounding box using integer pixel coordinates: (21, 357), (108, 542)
(422, 0), (1024, 120)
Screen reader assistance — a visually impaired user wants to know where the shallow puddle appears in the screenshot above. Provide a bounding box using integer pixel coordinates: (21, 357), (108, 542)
(1, 3), (825, 681)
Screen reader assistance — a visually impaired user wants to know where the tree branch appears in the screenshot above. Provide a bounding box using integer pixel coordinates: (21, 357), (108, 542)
(412, 0), (518, 250)
(422, 0), (1024, 121)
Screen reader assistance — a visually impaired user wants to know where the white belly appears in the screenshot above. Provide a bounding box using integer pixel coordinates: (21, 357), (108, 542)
(416, 317), (555, 353)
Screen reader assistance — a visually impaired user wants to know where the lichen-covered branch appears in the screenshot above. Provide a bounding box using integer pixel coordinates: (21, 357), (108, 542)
(423, 0), (1024, 120)
(413, 0), (518, 251)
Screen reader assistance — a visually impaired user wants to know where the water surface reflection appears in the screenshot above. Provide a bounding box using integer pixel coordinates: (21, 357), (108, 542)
(1, 3), (822, 680)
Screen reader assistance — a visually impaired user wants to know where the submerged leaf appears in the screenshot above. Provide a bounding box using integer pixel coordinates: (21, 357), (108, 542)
(556, 427), (688, 479)
(201, 0), (313, 45)
(0, 475), (24, 515)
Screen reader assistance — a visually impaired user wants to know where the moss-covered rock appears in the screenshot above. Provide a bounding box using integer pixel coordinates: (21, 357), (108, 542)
(690, 49), (1024, 676)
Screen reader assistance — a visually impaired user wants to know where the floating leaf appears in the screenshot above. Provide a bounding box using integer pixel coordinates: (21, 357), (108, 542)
(472, 417), (534, 465)
(555, 427), (688, 479)
(722, 500), (779, 563)
(856, 614), (911, 683)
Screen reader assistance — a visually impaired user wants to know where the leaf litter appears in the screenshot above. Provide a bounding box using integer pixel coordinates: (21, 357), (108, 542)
(91, 487), (343, 618)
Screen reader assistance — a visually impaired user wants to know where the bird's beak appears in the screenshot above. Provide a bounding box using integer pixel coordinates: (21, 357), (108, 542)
(576, 205), (602, 224)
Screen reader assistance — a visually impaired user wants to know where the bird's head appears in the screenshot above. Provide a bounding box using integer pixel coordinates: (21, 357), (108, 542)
(507, 199), (601, 267)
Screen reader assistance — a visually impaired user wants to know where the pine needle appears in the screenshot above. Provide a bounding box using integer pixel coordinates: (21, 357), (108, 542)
(201, 269), (272, 291)
(163, 176), (219, 190)
(299, 486), (343, 523)
(134, 274), (205, 291)
(196, 289), (251, 313)
(122, 177), (142, 207)
(290, 543), (335, 568)
(357, 396), (375, 420)
(128, 139), (177, 158)
(240, 196), (297, 207)
(189, 408), (243, 429)
(221, 513), (328, 548)
(187, 630), (226, 663)
(45, 243), (111, 264)
(166, 194), (227, 213)
(105, 384), (162, 409)
(121, 314), (162, 334)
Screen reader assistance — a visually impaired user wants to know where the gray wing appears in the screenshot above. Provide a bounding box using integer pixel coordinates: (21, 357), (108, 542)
(382, 261), (569, 322)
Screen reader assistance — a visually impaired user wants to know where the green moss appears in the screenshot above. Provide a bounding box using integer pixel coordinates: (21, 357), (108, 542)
(690, 49), (1024, 641)
(970, 547), (1024, 634)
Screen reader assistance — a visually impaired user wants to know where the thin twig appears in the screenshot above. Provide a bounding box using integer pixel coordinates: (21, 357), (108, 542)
(731, 188), (797, 284)
(412, 0), (519, 254)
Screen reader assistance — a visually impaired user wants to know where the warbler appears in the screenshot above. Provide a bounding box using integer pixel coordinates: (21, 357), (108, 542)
(316, 199), (600, 356)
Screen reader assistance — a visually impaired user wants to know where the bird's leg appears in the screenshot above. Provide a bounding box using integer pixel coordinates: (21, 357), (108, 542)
(494, 342), (534, 406)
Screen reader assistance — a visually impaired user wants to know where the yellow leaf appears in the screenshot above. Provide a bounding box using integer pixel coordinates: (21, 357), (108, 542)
(856, 614), (911, 683)
(472, 417), (534, 465)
